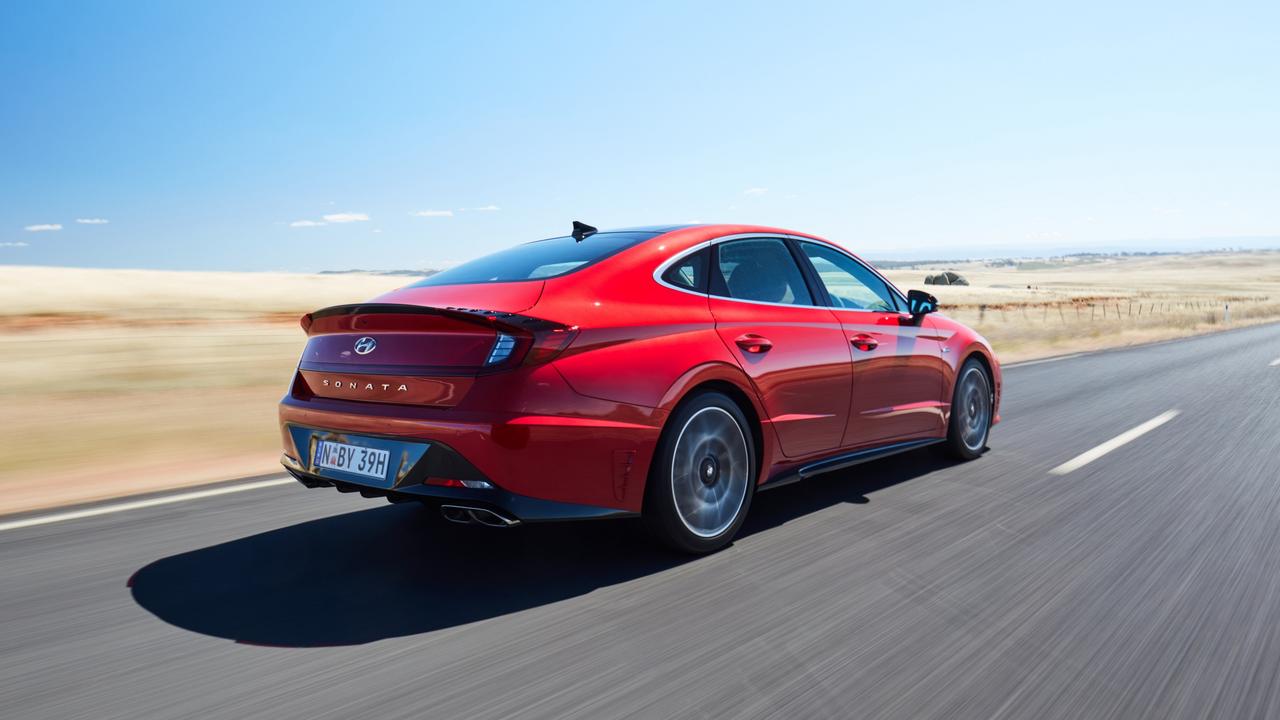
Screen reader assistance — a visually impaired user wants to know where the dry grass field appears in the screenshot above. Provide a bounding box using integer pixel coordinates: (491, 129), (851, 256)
(880, 251), (1280, 360)
(2, 252), (1278, 514)
(0, 268), (407, 514)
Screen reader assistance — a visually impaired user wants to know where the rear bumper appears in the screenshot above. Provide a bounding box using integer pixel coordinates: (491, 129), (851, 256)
(281, 456), (636, 523)
(279, 389), (664, 515)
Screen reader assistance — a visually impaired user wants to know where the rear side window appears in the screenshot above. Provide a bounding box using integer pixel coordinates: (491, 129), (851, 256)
(410, 231), (658, 286)
(712, 238), (814, 306)
(660, 247), (710, 292)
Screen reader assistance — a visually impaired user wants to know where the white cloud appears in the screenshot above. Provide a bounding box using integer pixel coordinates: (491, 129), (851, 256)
(290, 220), (326, 228)
(0, 241), (29, 247)
(76, 218), (109, 225)
(411, 210), (454, 217)
(743, 188), (768, 196)
(322, 212), (370, 223)
(24, 223), (62, 232)
(372, 229), (383, 233)
(461, 205), (500, 212)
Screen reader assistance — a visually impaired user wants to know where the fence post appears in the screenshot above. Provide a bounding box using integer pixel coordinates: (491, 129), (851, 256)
(1225, 303), (1230, 323)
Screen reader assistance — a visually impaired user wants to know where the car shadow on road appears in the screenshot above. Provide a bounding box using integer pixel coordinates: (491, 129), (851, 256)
(129, 450), (956, 646)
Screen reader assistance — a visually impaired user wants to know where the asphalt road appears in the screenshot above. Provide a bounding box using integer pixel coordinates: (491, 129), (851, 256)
(4, 322), (1280, 720)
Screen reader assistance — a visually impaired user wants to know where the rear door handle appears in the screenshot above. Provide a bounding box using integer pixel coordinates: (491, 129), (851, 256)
(734, 333), (773, 354)
(851, 334), (879, 352)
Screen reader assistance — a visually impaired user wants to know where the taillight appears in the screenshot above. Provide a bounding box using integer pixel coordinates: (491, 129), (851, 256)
(480, 325), (578, 372)
(524, 326), (579, 366)
(486, 333), (518, 365)
(300, 302), (577, 372)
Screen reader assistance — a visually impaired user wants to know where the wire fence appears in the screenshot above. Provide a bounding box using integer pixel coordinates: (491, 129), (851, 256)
(943, 296), (1278, 331)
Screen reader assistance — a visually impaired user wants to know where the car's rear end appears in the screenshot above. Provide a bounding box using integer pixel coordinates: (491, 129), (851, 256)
(277, 230), (672, 524)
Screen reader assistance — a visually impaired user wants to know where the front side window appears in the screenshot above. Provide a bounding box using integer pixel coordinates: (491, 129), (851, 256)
(713, 238), (814, 306)
(410, 231), (658, 286)
(798, 242), (900, 312)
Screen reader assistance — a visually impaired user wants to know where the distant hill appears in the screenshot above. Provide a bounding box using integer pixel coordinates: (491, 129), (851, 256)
(873, 259), (971, 269)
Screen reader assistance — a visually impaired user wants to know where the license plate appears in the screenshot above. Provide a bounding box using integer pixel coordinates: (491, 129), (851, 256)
(313, 440), (391, 481)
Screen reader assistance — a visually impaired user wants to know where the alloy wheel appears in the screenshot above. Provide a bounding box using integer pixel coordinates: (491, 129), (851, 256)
(956, 366), (991, 453)
(669, 406), (751, 538)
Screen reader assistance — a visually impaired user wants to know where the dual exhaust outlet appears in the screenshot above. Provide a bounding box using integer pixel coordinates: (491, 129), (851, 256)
(440, 504), (520, 528)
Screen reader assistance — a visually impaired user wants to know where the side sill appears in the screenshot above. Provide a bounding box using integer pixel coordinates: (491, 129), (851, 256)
(758, 438), (944, 491)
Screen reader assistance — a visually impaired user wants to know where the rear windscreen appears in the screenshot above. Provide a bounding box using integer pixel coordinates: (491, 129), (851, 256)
(410, 231), (658, 286)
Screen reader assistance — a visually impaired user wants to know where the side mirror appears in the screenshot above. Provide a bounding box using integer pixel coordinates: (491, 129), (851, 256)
(906, 289), (938, 316)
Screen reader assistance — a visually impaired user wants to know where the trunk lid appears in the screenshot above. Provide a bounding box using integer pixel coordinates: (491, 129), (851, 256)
(292, 282), (571, 408)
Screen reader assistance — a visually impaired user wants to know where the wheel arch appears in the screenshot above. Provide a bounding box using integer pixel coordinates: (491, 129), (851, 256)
(963, 349), (994, 382)
(957, 345), (1000, 423)
(656, 362), (775, 485)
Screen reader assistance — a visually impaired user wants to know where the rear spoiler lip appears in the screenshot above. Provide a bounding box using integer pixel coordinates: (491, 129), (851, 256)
(302, 302), (570, 335)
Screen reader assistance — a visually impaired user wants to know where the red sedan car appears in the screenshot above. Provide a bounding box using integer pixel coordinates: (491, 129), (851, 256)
(279, 223), (1000, 552)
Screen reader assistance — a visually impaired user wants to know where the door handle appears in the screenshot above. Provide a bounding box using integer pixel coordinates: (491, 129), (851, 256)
(734, 333), (773, 354)
(851, 334), (879, 352)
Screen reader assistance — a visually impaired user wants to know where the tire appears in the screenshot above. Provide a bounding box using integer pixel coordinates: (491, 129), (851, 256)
(643, 391), (756, 554)
(944, 358), (993, 460)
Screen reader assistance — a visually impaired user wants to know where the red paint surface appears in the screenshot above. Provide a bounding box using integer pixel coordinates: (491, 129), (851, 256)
(281, 224), (1001, 512)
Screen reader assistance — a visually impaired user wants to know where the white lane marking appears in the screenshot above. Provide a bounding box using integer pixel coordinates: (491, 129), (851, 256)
(1049, 410), (1181, 476)
(1005, 353), (1084, 369)
(1270, 357), (1280, 366)
(0, 477), (294, 532)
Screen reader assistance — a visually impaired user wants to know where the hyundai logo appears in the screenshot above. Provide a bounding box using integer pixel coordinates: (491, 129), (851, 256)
(353, 336), (377, 355)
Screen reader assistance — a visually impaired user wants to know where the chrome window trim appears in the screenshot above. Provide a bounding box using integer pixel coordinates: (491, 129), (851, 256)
(652, 239), (715, 299)
(660, 230), (819, 307)
(651, 231), (908, 312)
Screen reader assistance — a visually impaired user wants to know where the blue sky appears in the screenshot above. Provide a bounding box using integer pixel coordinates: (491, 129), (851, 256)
(2, 1), (1278, 270)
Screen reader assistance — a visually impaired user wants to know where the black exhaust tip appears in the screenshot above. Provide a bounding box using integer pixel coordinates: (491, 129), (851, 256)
(439, 504), (520, 528)
(440, 506), (472, 524)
